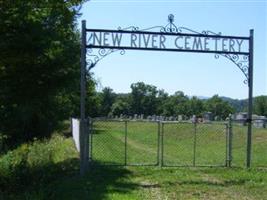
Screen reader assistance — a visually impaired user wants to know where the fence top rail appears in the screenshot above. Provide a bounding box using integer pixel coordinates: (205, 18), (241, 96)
(91, 117), (228, 125)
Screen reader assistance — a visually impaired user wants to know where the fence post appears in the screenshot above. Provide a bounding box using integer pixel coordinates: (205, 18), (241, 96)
(80, 20), (87, 175)
(85, 117), (90, 168)
(160, 122), (164, 167)
(89, 118), (93, 162)
(193, 121), (197, 167)
(157, 121), (160, 166)
(227, 114), (233, 167)
(225, 122), (229, 167)
(124, 120), (128, 166)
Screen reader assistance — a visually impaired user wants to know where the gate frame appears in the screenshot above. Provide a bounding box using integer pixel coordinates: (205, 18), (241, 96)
(90, 119), (161, 167)
(79, 15), (254, 175)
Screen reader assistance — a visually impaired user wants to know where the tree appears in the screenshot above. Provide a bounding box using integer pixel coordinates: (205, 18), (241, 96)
(156, 89), (168, 115)
(254, 96), (267, 117)
(0, 0), (87, 144)
(130, 82), (158, 115)
(99, 87), (116, 116)
(187, 96), (204, 117)
(161, 91), (189, 117)
(110, 97), (131, 116)
(205, 95), (234, 120)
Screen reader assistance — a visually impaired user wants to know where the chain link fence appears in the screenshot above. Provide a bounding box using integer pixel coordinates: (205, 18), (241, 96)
(231, 120), (267, 168)
(162, 122), (227, 167)
(90, 119), (159, 166)
(88, 118), (267, 168)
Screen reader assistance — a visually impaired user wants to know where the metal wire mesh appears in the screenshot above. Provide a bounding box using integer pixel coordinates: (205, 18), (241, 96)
(231, 123), (247, 167)
(162, 122), (227, 167)
(126, 121), (159, 166)
(89, 118), (267, 168)
(162, 122), (194, 166)
(252, 125), (267, 167)
(90, 119), (159, 166)
(91, 120), (125, 165)
(194, 122), (227, 166)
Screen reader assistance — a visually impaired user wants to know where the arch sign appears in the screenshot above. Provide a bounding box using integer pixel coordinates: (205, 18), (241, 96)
(79, 15), (254, 174)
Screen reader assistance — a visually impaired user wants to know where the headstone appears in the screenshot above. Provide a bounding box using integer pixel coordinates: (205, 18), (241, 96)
(191, 115), (197, 123)
(203, 112), (213, 122)
(253, 116), (267, 128)
(178, 115), (183, 121)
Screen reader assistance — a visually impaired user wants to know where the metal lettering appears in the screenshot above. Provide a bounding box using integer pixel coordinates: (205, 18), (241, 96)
(159, 35), (166, 49)
(131, 34), (137, 47)
(143, 34), (151, 48)
(229, 39), (235, 52)
(222, 38), (228, 52)
(88, 31), (247, 54)
(204, 37), (210, 51)
(103, 32), (110, 46)
(184, 36), (191, 50)
(212, 38), (220, 51)
(152, 34), (158, 48)
(175, 36), (183, 49)
(112, 33), (122, 47)
(192, 37), (203, 50)
(92, 32), (101, 46)
(236, 39), (243, 52)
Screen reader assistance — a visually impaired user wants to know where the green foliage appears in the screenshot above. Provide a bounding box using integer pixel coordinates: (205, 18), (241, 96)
(111, 97), (131, 116)
(99, 82), (237, 119)
(0, 134), (78, 197)
(205, 95), (234, 120)
(162, 91), (189, 116)
(85, 77), (101, 117)
(187, 96), (204, 117)
(130, 82), (159, 115)
(254, 95), (267, 117)
(99, 87), (117, 116)
(0, 0), (87, 144)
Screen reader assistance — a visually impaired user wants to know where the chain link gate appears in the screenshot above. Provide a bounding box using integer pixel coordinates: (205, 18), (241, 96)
(161, 122), (228, 167)
(88, 119), (234, 167)
(90, 119), (160, 166)
(87, 117), (267, 168)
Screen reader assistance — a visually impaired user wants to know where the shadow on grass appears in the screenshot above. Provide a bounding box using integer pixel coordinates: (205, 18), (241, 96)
(163, 179), (248, 187)
(0, 158), (138, 200)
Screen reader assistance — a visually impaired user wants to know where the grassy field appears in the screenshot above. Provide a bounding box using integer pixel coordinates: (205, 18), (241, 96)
(1, 121), (267, 199)
(91, 120), (267, 168)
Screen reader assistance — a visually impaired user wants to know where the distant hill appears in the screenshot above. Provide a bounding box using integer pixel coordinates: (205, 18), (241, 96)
(220, 96), (248, 112)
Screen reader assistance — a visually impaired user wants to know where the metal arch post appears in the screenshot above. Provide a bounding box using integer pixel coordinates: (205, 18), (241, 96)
(246, 29), (254, 168)
(80, 20), (88, 175)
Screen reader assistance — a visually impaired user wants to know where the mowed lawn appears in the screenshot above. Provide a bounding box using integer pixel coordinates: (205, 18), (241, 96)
(63, 120), (267, 200)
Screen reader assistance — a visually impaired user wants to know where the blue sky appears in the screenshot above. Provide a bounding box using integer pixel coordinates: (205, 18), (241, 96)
(79, 0), (267, 99)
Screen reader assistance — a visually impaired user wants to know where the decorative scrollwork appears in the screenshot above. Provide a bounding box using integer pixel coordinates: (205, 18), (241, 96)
(215, 54), (249, 84)
(164, 14), (178, 33)
(86, 48), (125, 71)
(87, 13), (248, 86)
(116, 14), (221, 36)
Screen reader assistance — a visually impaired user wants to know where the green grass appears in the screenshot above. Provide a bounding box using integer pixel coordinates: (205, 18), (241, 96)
(91, 121), (267, 167)
(1, 121), (267, 199)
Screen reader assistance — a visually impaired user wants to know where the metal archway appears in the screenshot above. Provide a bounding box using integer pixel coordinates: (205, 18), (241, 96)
(79, 15), (253, 175)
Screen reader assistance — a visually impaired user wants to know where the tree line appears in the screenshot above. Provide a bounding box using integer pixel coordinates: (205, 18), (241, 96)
(90, 82), (231, 119)
(92, 84), (267, 120)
